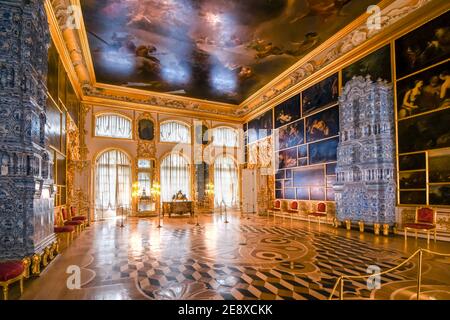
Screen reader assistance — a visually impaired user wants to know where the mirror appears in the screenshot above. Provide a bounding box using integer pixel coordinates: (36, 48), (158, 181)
(136, 158), (156, 215)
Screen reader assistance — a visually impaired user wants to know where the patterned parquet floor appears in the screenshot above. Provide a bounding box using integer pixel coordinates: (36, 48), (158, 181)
(18, 212), (450, 300)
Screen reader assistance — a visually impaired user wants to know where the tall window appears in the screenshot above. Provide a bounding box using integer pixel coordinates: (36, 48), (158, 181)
(214, 155), (238, 207)
(160, 121), (190, 143)
(95, 114), (132, 139)
(160, 153), (190, 201)
(95, 149), (131, 215)
(213, 126), (238, 147)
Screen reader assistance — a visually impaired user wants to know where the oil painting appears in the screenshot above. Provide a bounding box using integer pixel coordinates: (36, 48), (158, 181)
(310, 187), (325, 200)
(400, 191), (426, 205)
(429, 185), (450, 205)
(297, 158), (308, 167)
(138, 119), (155, 141)
(399, 172), (426, 189)
(298, 145), (307, 158)
(293, 166), (325, 187)
(305, 106), (339, 143)
(398, 153), (426, 171)
(308, 137), (339, 164)
(81, 0), (378, 104)
(397, 61), (449, 119)
(274, 94), (301, 128)
(275, 189), (283, 199)
(296, 188), (309, 200)
(277, 148), (297, 169)
(429, 152), (450, 183)
(342, 45), (391, 85)
(398, 108), (450, 153)
(284, 188), (296, 200)
(395, 11), (450, 79)
(326, 163), (337, 175)
(277, 119), (304, 150)
(302, 73), (338, 115)
(275, 170), (285, 180)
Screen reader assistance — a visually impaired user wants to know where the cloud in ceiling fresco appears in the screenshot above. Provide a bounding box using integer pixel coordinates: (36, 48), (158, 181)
(81, 0), (377, 104)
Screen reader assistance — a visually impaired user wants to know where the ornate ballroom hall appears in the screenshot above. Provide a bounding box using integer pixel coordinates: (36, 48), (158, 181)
(0, 0), (449, 302)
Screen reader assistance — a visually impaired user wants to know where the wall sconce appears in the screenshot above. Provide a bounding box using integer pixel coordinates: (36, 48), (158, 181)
(132, 182), (139, 198)
(205, 183), (214, 196)
(151, 182), (161, 196)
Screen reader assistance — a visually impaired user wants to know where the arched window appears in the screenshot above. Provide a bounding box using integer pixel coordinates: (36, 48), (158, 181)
(160, 153), (190, 201)
(214, 155), (238, 207)
(160, 121), (190, 143)
(95, 114), (132, 139)
(95, 149), (131, 218)
(212, 126), (238, 147)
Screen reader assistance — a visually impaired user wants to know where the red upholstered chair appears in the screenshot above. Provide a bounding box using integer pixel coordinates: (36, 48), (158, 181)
(0, 261), (25, 300)
(286, 201), (299, 223)
(54, 208), (75, 249)
(70, 206), (87, 230)
(62, 207), (83, 236)
(268, 200), (282, 221)
(308, 202), (327, 225)
(404, 207), (437, 244)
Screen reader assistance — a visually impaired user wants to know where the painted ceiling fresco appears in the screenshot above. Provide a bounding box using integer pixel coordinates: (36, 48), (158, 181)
(81, 0), (377, 104)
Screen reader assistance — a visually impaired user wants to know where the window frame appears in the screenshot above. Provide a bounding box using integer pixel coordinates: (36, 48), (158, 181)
(93, 112), (133, 140)
(158, 119), (192, 144)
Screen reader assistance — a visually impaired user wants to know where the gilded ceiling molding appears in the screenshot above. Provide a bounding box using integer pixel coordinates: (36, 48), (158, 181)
(240, 0), (445, 120)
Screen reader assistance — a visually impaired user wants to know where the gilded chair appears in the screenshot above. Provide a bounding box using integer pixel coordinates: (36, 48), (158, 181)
(70, 206), (88, 230)
(54, 208), (75, 250)
(308, 202), (327, 225)
(268, 200), (282, 221)
(0, 261), (25, 300)
(404, 207), (437, 244)
(62, 207), (83, 236)
(286, 200), (299, 223)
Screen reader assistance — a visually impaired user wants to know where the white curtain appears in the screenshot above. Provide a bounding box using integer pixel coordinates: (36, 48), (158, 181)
(214, 155), (238, 207)
(160, 121), (190, 143)
(160, 153), (190, 201)
(213, 126), (238, 147)
(95, 150), (131, 212)
(95, 114), (132, 139)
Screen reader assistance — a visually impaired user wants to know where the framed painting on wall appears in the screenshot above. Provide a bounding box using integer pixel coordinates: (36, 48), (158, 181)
(277, 148), (297, 169)
(429, 151), (450, 183)
(308, 137), (339, 164)
(293, 166), (325, 187)
(298, 145), (307, 158)
(274, 94), (301, 128)
(398, 108), (450, 153)
(296, 188), (309, 200)
(397, 61), (449, 119)
(398, 153), (426, 171)
(306, 106), (339, 143)
(399, 171), (426, 189)
(285, 188), (296, 199)
(138, 119), (155, 141)
(429, 185), (450, 205)
(302, 73), (339, 116)
(277, 119), (304, 150)
(275, 189), (283, 199)
(310, 187), (325, 200)
(258, 109), (273, 140)
(399, 190), (426, 205)
(395, 11), (450, 79)
(342, 44), (392, 85)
